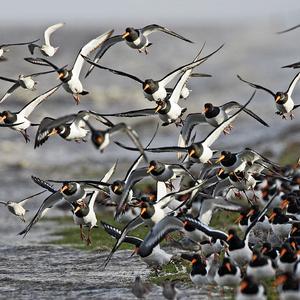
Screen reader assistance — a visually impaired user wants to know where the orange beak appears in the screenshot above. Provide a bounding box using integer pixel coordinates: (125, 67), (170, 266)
(143, 83), (150, 91)
(96, 136), (104, 144)
(246, 209), (255, 217)
(291, 226), (298, 234)
(155, 105), (162, 113)
(274, 275), (287, 286)
(268, 212), (276, 222)
(226, 234), (234, 242)
(225, 262), (232, 272)
(0, 115), (7, 122)
(203, 107), (209, 113)
(60, 185), (68, 193)
(251, 254), (258, 262)
(141, 207), (147, 215)
(73, 206), (81, 213)
(280, 199), (289, 209)
(261, 247), (267, 254)
(216, 155), (225, 164)
(240, 281), (248, 291)
(188, 149), (195, 157)
(234, 215), (244, 224)
(191, 258), (197, 265)
(58, 72), (64, 79)
(48, 128), (58, 137)
(113, 185), (119, 193)
(147, 165), (155, 174)
(280, 248), (287, 257)
(290, 241), (297, 250)
(218, 169), (224, 176)
(275, 95), (281, 103)
(122, 32), (130, 39)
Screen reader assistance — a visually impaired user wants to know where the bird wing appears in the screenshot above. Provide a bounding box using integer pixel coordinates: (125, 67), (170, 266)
(31, 176), (57, 193)
(203, 91), (255, 147)
(286, 72), (300, 97)
(108, 123), (147, 161)
(101, 161), (118, 183)
(221, 101), (269, 127)
(18, 190), (47, 206)
(18, 192), (63, 237)
(159, 44), (224, 86)
(138, 216), (184, 257)
(28, 69), (56, 77)
(124, 155), (144, 182)
(1, 39), (40, 47)
(240, 148), (280, 168)
(101, 221), (143, 246)
(178, 113), (206, 149)
(277, 24), (300, 34)
(89, 108), (155, 117)
(0, 82), (20, 103)
(71, 30), (113, 79)
(141, 24), (193, 43)
(19, 85), (60, 117)
(115, 167), (149, 217)
(24, 57), (61, 71)
(182, 215), (228, 241)
(85, 35), (123, 78)
(0, 76), (18, 83)
(44, 22), (65, 46)
(237, 75), (275, 97)
(82, 55), (143, 83)
(101, 215), (144, 269)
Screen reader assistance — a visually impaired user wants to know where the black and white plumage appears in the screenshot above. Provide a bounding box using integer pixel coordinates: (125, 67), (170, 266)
(28, 22), (65, 57)
(237, 73), (300, 119)
(0, 70), (56, 103)
(85, 24), (193, 77)
(236, 276), (266, 300)
(83, 119), (147, 160)
(0, 190), (45, 222)
(34, 111), (99, 148)
(178, 96), (268, 149)
(83, 44), (223, 102)
(115, 93), (255, 164)
(0, 85), (60, 142)
(101, 221), (172, 266)
(0, 38), (39, 61)
(25, 30), (113, 103)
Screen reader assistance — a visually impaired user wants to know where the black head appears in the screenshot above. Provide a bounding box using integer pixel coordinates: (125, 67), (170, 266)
(122, 27), (139, 42)
(58, 68), (71, 82)
(56, 125), (71, 138)
(155, 100), (169, 114)
(73, 200), (89, 217)
(203, 103), (219, 118)
(91, 130), (105, 148)
(147, 160), (165, 175)
(188, 143), (203, 159)
(239, 276), (259, 295)
(0, 111), (16, 124)
(143, 79), (158, 94)
(275, 92), (287, 104)
(111, 180), (125, 195)
(140, 201), (155, 219)
(60, 182), (78, 195)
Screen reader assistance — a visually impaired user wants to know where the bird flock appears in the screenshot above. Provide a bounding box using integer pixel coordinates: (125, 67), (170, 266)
(1, 22), (300, 300)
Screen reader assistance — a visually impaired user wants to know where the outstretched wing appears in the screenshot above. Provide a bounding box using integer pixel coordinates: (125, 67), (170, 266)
(19, 85), (61, 117)
(141, 24), (193, 43)
(0, 82), (20, 103)
(237, 75), (275, 97)
(85, 35), (123, 78)
(72, 30), (113, 79)
(286, 72), (300, 97)
(44, 22), (65, 46)
(138, 216), (184, 257)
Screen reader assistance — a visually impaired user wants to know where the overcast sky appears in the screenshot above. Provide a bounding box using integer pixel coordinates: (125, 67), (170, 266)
(2, 0), (300, 27)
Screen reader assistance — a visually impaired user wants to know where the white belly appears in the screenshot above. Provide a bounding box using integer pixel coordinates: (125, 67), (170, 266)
(142, 246), (172, 266)
(20, 77), (35, 90)
(190, 274), (209, 285)
(66, 124), (88, 140)
(12, 115), (31, 131)
(199, 145), (213, 163)
(144, 85), (167, 102)
(229, 246), (252, 266)
(63, 78), (83, 94)
(276, 97), (294, 113)
(246, 262), (275, 280)
(40, 45), (56, 57)
(7, 203), (26, 217)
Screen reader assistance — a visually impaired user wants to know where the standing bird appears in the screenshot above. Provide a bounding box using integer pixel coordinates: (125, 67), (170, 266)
(237, 73), (300, 119)
(85, 24), (193, 77)
(0, 190), (45, 222)
(0, 70), (56, 103)
(0, 85), (60, 142)
(25, 30), (113, 103)
(0, 39), (39, 61)
(28, 22), (65, 57)
(236, 276), (266, 300)
(131, 276), (151, 299)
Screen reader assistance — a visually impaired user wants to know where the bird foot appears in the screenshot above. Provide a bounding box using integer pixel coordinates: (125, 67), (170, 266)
(175, 118), (183, 127)
(73, 94), (80, 105)
(21, 131), (30, 143)
(86, 236), (92, 246)
(290, 113), (295, 120)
